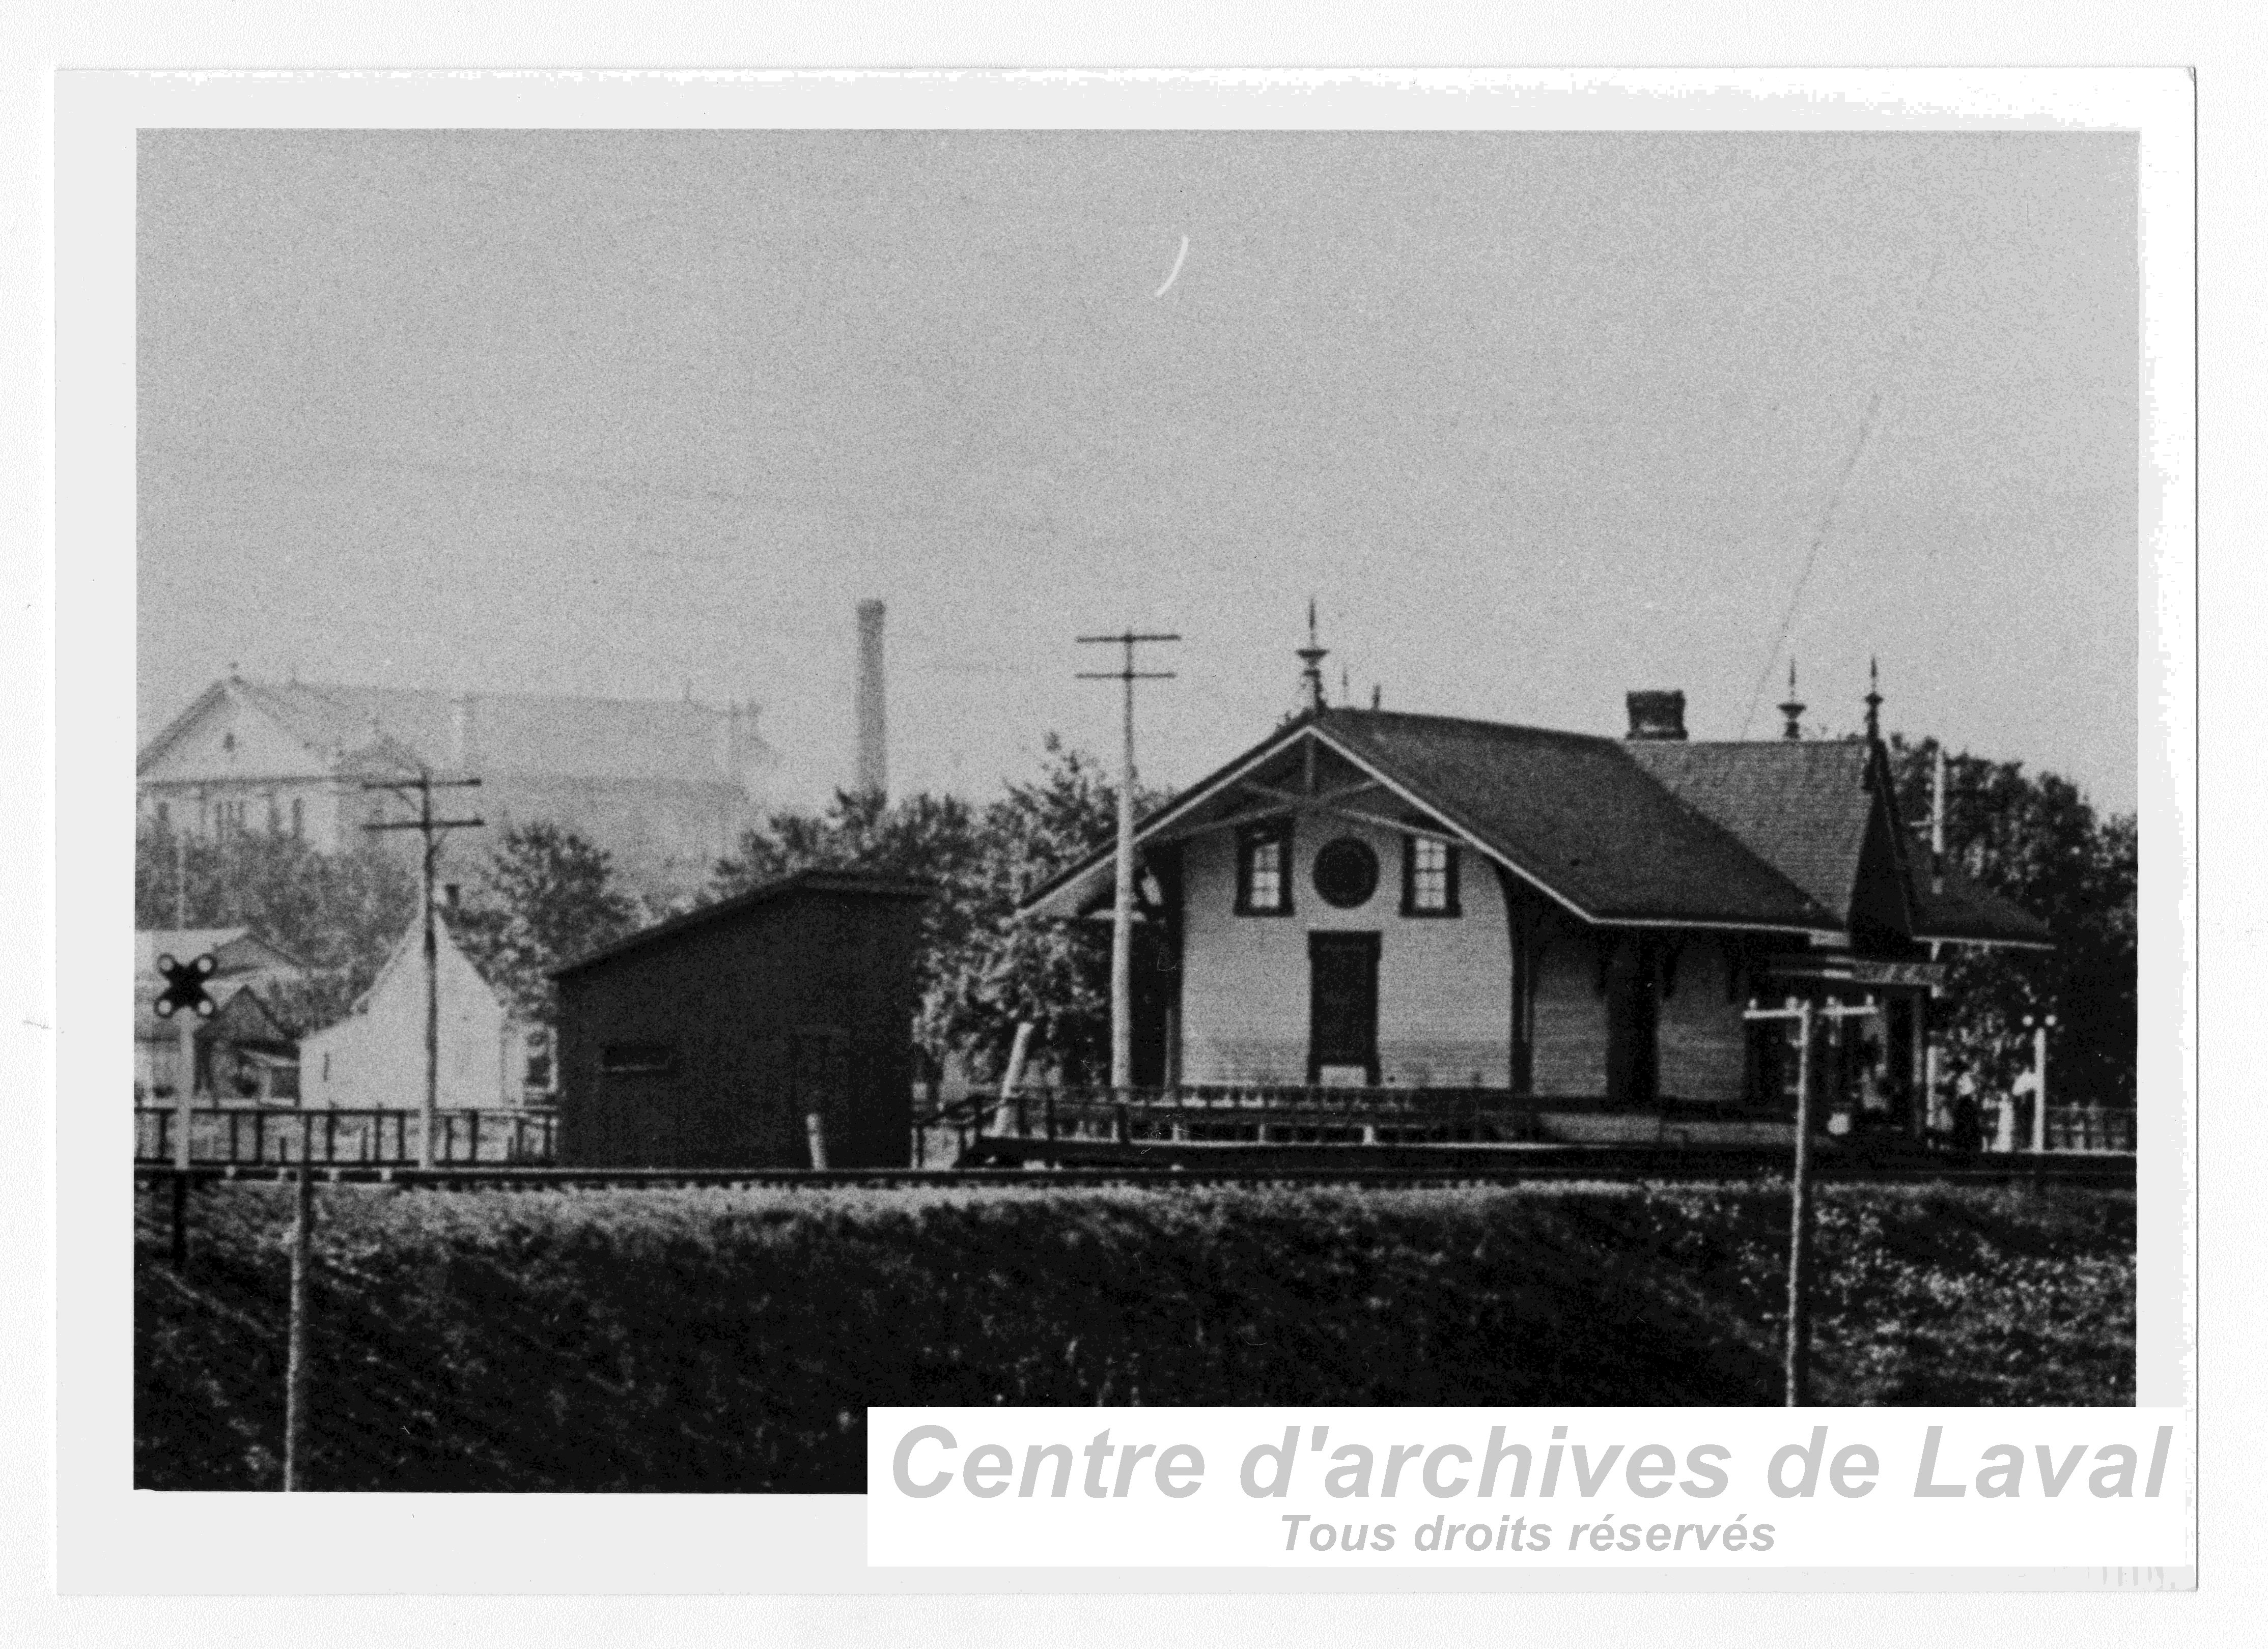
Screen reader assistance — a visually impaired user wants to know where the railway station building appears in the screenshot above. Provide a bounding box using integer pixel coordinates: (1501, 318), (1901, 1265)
(1018, 675), (2050, 1142)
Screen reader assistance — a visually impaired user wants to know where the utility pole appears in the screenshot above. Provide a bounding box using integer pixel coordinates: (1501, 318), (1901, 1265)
(1930, 743), (1949, 895)
(1745, 993), (1880, 1405)
(283, 1130), (315, 1490)
(1076, 630), (1179, 1098)
(364, 771), (483, 1168)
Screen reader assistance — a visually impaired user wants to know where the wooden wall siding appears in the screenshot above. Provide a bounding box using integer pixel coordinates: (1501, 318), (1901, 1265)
(1526, 921), (1608, 1097)
(1655, 935), (1747, 1103)
(555, 889), (923, 1169)
(1177, 813), (1514, 1088)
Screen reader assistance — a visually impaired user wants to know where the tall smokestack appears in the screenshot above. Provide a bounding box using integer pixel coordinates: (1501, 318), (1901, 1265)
(855, 599), (887, 801)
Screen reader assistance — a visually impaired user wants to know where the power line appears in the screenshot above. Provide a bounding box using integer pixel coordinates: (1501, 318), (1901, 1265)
(1736, 389), (1885, 739)
(1737, 245), (1946, 740)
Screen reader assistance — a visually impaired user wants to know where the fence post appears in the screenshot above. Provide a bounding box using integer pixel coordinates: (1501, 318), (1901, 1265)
(2028, 1017), (2053, 1154)
(283, 1133), (315, 1491)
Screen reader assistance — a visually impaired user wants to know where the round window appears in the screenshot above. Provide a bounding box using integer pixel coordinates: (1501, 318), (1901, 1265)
(1313, 837), (1380, 909)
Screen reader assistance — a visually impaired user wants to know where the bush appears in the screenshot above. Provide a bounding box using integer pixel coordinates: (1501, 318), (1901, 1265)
(135, 1180), (2134, 1492)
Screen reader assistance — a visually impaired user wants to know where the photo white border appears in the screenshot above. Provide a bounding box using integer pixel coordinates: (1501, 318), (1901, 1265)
(46, 64), (2195, 1602)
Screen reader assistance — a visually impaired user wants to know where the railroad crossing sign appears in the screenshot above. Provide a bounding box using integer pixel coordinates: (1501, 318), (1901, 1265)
(152, 951), (220, 1021)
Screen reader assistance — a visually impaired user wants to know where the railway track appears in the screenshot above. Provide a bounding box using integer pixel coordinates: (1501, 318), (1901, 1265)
(132, 1148), (2134, 1193)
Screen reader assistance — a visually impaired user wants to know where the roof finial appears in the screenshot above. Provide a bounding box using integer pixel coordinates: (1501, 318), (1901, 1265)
(1295, 598), (1329, 715)
(1864, 656), (1884, 742)
(1777, 660), (1806, 742)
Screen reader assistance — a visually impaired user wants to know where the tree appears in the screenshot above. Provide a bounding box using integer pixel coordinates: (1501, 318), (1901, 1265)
(453, 822), (643, 1025)
(135, 825), (418, 1035)
(1885, 735), (2138, 1111)
(709, 736), (1161, 1085)
(923, 737), (1138, 1083)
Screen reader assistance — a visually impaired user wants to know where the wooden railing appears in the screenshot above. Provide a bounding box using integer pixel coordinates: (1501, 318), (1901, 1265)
(136, 1106), (558, 1167)
(2042, 1107), (2137, 1154)
(981, 1085), (1548, 1146)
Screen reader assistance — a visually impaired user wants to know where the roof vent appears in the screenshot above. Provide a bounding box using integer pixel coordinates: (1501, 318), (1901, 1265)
(1625, 690), (1688, 742)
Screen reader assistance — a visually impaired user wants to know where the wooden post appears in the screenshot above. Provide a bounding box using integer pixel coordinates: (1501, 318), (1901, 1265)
(283, 1133), (315, 1491)
(362, 773), (484, 1171)
(1784, 998), (1815, 1407)
(420, 784), (439, 1169)
(169, 1170), (187, 1268)
(174, 1015), (196, 1173)
(1075, 631), (1177, 1103)
(804, 1111), (829, 1171)
(993, 1021), (1035, 1134)
(1112, 663), (1136, 1098)
(2029, 1017), (2053, 1154)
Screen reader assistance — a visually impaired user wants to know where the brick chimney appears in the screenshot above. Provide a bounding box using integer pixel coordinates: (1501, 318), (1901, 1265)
(855, 600), (887, 801)
(1625, 689), (1688, 741)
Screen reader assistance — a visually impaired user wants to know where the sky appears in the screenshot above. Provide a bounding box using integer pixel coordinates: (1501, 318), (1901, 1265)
(137, 128), (2140, 815)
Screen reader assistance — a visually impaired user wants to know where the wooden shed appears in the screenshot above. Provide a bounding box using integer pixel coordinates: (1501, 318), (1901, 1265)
(552, 869), (932, 1169)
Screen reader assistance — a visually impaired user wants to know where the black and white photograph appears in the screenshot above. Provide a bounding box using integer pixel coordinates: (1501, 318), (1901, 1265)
(119, 111), (2151, 1502)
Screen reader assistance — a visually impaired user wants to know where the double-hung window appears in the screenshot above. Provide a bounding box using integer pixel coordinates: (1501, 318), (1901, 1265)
(1401, 833), (1461, 917)
(1236, 822), (1294, 916)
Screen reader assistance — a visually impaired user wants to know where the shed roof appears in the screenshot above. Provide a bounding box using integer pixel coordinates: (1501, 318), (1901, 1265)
(552, 868), (935, 979)
(1910, 863), (2055, 948)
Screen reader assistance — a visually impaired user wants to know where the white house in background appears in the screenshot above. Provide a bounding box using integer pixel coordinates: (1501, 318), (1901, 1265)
(299, 918), (550, 1111)
(136, 673), (774, 901)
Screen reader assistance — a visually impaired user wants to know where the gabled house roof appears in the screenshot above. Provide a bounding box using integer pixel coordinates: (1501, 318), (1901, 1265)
(138, 677), (766, 787)
(1318, 713), (1831, 927)
(303, 911), (520, 1035)
(1619, 739), (1877, 920)
(1019, 706), (2051, 949)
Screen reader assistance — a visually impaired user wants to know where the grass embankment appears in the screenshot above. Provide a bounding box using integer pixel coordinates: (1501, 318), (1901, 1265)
(135, 1180), (2134, 1492)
